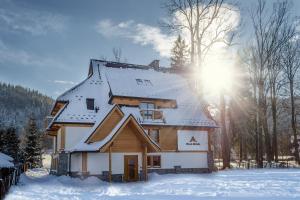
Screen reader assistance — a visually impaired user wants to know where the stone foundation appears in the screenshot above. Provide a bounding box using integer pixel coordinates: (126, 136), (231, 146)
(207, 151), (214, 172)
(57, 152), (69, 176)
(148, 167), (210, 174)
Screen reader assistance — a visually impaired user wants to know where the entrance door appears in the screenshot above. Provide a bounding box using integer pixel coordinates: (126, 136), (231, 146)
(124, 155), (138, 181)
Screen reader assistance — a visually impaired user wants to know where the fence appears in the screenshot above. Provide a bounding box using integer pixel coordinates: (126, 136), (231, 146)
(0, 164), (23, 200)
(215, 159), (296, 170)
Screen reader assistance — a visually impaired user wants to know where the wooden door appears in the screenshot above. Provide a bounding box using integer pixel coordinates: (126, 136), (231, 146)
(124, 155), (139, 181)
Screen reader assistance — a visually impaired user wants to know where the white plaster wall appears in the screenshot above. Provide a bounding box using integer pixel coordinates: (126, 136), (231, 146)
(177, 130), (208, 151)
(86, 152), (142, 175)
(71, 153), (82, 172)
(87, 153), (108, 175)
(65, 127), (91, 150)
(148, 152), (208, 169)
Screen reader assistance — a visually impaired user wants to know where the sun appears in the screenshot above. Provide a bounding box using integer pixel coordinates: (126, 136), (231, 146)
(194, 54), (235, 96)
(201, 63), (234, 94)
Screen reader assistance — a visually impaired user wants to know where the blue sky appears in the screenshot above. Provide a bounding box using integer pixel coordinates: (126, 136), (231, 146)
(0, 0), (299, 98)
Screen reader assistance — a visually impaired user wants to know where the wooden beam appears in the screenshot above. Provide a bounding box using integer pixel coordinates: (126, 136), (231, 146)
(60, 126), (65, 150)
(143, 145), (148, 181)
(108, 145), (112, 182)
(82, 152), (87, 173)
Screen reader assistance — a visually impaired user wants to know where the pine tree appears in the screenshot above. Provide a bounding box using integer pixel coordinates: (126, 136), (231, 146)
(0, 128), (4, 152)
(2, 126), (20, 161)
(170, 35), (189, 69)
(23, 116), (42, 168)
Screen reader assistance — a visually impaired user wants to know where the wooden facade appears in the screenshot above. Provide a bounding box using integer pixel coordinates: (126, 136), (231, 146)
(110, 96), (177, 109)
(87, 107), (124, 143)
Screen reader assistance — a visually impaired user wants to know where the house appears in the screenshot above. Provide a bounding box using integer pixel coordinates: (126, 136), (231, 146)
(46, 59), (217, 182)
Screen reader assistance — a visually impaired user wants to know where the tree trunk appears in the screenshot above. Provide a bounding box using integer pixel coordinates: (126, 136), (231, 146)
(290, 79), (300, 164)
(220, 92), (230, 169)
(190, 31), (195, 65)
(257, 80), (264, 168)
(271, 84), (278, 162)
(262, 96), (272, 163)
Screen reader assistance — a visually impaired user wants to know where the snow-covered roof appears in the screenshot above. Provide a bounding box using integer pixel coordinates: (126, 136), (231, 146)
(0, 152), (14, 168)
(71, 113), (160, 152)
(105, 67), (190, 101)
(48, 59), (217, 129)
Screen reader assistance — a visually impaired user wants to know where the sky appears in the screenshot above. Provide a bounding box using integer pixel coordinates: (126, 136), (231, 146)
(0, 0), (299, 98)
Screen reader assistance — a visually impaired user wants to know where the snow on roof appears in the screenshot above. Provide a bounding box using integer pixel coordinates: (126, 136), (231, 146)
(105, 66), (193, 102)
(50, 61), (111, 125)
(50, 59), (216, 128)
(71, 113), (130, 152)
(71, 113), (160, 152)
(67, 104), (115, 151)
(121, 105), (217, 127)
(0, 152), (14, 168)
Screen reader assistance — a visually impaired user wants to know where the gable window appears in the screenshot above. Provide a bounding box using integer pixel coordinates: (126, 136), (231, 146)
(86, 98), (95, 110)
(148, 129), (159, 143)
(147, 155), (161, 168)
(136, 79), (143, 85)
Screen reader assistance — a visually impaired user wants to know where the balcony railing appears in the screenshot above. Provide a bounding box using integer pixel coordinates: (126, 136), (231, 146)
(139, 109), (165, 123)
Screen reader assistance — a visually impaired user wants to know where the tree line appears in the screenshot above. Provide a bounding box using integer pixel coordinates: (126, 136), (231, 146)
(166, 0), (300, 168)
(0, 117), (43, 168)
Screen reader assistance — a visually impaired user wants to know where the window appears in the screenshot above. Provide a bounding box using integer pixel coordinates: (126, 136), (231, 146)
(135, 79), (153, 86)
(147, 156), (152, 167)
(148, 129), (159, 143)
(152, 156), (161, 167)
(136, 79), (143, 85)
(147, 155), (161, 168)
(86, 98), (95, 110)
(144, 79), (153, 86)
(140, 102), (155, 119)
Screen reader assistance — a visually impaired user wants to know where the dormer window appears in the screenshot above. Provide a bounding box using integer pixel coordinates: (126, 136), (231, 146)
(86, 98), (95, 110)
(136, 79), (153, 86)
(136, 79), (143, 85)
(144, 79), (152, 86)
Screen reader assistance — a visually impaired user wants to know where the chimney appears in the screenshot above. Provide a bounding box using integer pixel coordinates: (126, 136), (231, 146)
(149, 60), (160, 70)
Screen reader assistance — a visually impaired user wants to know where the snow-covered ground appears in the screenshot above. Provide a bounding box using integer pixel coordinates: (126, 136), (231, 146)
(6, 168), (300, 200)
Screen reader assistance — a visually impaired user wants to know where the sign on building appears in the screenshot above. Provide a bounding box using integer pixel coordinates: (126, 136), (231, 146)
(177, 130), (208, 151)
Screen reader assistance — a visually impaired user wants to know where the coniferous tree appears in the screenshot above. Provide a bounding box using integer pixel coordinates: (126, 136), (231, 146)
(0, 128), (4, 152)
(170, 35), (189, 69)
(4, 126), (20, 161)
(23, 116), (42, 168)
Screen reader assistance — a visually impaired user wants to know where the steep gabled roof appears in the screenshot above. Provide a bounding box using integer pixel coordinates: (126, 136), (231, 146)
(85, 104), (124, 143)
(70, 114), (160, 152)
(49, 59), (217, 128)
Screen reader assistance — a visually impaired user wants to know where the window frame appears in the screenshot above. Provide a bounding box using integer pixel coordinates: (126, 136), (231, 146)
(86, 98), (95, 110)
(136, 79), (143, 85)
(147, 155), (161, 168)
(140, 102), (155, 119)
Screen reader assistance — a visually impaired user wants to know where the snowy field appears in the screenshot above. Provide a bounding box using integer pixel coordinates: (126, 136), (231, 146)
(6, 168), (300, 200)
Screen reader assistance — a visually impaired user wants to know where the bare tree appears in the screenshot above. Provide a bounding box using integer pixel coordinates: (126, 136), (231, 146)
(282, 39), (300, 164)
(249, 0), (295, 166)
(163, 0), (238, 69)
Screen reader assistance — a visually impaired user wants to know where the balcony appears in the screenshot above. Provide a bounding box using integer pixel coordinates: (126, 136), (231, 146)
(139, 109), (165, 123)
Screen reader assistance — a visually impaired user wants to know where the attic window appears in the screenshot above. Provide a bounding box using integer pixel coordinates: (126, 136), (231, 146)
(136, 79), (143, 85)
(86, 98), (95, 110)
(144, 79), (153, 86)
(136, 79), (153, 86)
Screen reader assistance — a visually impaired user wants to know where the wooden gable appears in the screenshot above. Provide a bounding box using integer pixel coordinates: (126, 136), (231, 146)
(100, 115), (160, 153)
(87, 105), (124, 143)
